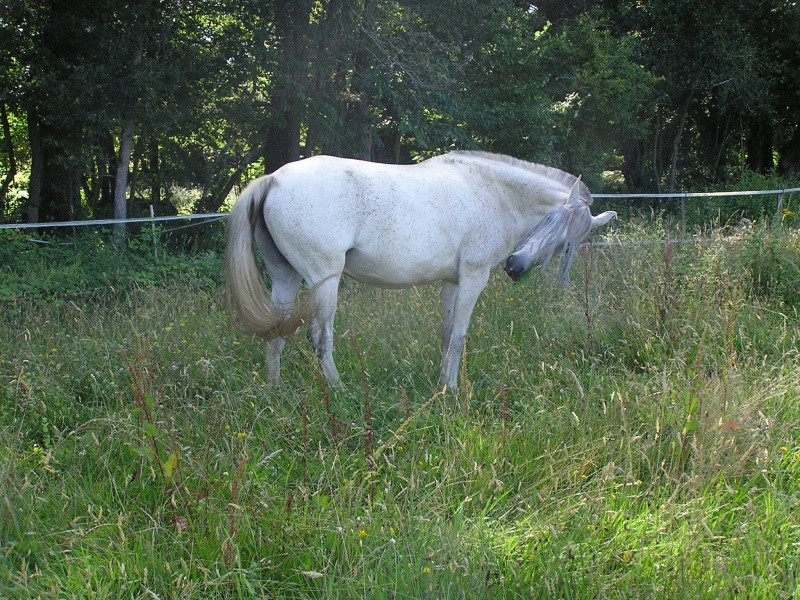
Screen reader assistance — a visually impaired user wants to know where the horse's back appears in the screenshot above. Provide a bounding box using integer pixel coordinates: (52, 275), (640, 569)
(261, 155), (525, 286)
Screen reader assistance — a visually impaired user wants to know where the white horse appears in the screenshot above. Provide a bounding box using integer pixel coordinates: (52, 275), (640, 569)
(225, 151), (616, 389)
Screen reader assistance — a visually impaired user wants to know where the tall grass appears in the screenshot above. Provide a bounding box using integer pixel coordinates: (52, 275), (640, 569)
(1, 222), (799, 598)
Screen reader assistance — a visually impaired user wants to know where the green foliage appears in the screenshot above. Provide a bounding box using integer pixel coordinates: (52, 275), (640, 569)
(2, 220), (800, 597)
(0, 228), (222, 301)
(3, 0), (800, 222)
(702, 224), (800, 307)
(533, 15), (658, 186)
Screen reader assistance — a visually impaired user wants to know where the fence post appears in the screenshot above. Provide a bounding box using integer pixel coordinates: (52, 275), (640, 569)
(150, 205), (157, 258)
(680, 192), (687, 237)
(775, 190), (784, 229)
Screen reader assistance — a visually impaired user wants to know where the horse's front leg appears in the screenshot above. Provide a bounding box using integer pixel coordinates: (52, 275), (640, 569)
(439, 270), (490, 390)
(440, 281), (458, 354)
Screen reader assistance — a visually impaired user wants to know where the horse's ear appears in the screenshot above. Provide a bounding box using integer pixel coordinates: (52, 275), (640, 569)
(568, 175), (582, 204)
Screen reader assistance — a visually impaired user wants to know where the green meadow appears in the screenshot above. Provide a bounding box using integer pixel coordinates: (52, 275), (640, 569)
(1, 221), (799, 598)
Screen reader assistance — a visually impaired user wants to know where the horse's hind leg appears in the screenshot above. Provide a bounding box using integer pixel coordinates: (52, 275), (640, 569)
(307, 275), (342, 385)
(264, 272), (302, 381)
(254, 217), (302, 382)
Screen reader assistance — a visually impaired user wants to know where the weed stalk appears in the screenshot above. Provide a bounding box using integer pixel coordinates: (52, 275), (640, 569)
(122, 342), (166, 482)
(581, 244), (594, 350)
(401, 386), (411, 421)
(349, 324), (376, 500)
(499, 385), (508, 438)
(223, 452), (249, 570)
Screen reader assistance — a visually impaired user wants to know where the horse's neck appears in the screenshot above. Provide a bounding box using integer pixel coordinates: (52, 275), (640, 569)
(446, 153), (572, 213)
(489, 168), (568, 214)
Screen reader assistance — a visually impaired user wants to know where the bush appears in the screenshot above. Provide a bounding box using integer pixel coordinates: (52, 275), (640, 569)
(694, 223), (800, 307)
(0, 227), (223, 301)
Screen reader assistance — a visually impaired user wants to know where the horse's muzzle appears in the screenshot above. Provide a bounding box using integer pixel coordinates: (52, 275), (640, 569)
(504, 255), (524, 281)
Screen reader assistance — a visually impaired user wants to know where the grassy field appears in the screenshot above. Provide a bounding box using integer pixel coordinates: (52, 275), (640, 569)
(1, 222), (800, 598)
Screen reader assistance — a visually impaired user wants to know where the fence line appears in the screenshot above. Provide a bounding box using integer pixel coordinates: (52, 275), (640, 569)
(595, 187), (800, 235)
(593, 187), (800, 199)
(1, 188), (798, 232)
(0, 212), (227, 231)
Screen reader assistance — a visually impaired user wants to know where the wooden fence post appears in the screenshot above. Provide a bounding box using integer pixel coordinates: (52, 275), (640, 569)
(775, 190), (784, 228)
(680, 193), (687, 237)
(150, 205), (157, 258)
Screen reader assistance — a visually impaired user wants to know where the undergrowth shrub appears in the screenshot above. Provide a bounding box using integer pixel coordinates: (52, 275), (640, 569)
(735, 227), (800, 306)
(694, 223), (800, 307)
(0, 228), (222, 301)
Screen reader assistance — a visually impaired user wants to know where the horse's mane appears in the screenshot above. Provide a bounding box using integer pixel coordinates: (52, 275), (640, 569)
(444, 151), (593, 206)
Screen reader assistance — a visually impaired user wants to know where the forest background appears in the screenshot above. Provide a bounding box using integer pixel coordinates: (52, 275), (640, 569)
(1, 0), (799, 225)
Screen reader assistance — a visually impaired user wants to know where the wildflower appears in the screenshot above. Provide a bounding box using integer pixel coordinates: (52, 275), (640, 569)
(301, 570), (324, 579)
(358, 529), (368, 539)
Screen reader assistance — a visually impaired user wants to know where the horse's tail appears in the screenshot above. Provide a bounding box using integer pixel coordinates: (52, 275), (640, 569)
(224, 176), (308, 339)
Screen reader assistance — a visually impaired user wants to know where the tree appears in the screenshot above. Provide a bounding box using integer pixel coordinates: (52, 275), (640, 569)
(2, 0), (799, 226)
(596, 0), (792, 190)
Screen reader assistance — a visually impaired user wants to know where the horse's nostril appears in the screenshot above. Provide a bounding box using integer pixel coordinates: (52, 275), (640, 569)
(504, 258), (523, 281)
(505, 255), (519, 273)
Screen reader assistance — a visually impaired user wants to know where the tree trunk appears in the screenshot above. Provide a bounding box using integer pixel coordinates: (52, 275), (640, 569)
(264, 115), (301, 174)
(150, 141), (161, 206)
(0, 103), (17, 218)
(667, 92), (693, 193)
(30, 117), (81, 223)
(621, 140), (645, 191)
(350, 0), (375, 160)
(114, 114), (136, 221)
(113, 43), (143, 244)
(262, 1), (312, 174)
(113, 111), (136, 245)
(26, 113), (43, 223)
(778, 125), (800, 176)
(746, 114), (774, 174)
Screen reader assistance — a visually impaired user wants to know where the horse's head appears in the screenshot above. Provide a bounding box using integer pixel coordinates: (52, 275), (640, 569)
(505, 178), (616, 284)
(504, 210), (562, 281)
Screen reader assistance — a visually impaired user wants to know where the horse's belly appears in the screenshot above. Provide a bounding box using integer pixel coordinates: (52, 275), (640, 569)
(343, 247), (456, 288)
